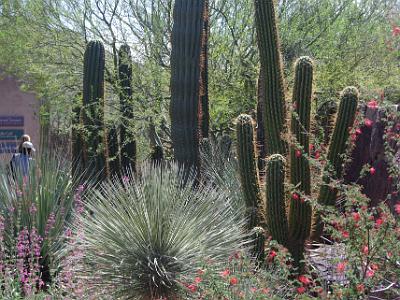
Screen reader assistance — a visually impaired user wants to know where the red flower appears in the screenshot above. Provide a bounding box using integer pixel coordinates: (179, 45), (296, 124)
(336, 262), (346, 273)
(194, 277), (202, 284)
(309, 144), (314, 152)
(292, 193), (300, 201)
(367, 99), (379, 110)
(314, 151), (320, 159)
(298, 275), (311, 285)
(369, 167), (376, 175)
(394, 203), (400, 215)
(220, 269), (230, 277)
(356, 128), (362, 135)
(357, 283), (365, 293)
(365, 118), (373, 128)
(342, 230), (350, 239)
(392, 25), (400, 37)
(295, 149), (302, 158)
(297, 286), (306, 294)
(261, 288), (269, 294)
(362, 245), (369, 255)
(352, 212), (361, 222)
(370, 263), (379, 271)
(366, 269), (375, 278)
(230, 276), (238, 285)
(375, 218), (383, 228)
(187, 284), (197, 292)
(268, 250), (277, 260)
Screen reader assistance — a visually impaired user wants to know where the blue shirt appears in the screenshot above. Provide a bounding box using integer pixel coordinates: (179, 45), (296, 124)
(10, 153), (33, 177)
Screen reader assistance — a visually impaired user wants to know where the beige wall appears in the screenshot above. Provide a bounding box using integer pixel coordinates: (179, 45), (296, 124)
(0, 73), (40, 159)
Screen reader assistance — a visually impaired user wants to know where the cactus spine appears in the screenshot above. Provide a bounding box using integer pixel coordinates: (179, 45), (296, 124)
(313, 87), (359, 238)
(265, 154), (289, 246)
(236, 114), (265, 230)
(288, 57), (313, 242)
(254, 0), (287, 156)
(170, 0), (209, 172)
(82, 40), (109, 180)
(118, 44), (136, 173)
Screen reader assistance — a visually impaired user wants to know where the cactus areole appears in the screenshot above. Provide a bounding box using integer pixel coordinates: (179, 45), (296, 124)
(170, 0), (209, 172)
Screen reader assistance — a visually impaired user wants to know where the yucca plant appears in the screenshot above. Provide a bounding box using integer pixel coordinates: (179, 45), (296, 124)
(0, 149), (84, 290)
(78, 162), (247, 299)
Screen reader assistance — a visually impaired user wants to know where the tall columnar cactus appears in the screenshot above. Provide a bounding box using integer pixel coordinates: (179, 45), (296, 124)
(312, 87), (359, 238)
(82, 40), (109, 180)
(236, 114), (265, 230)
(254, 0), (287, 156)
(200, 0), (210, 138)
(118, 44), (136, 173)
(265, 154), (289, 247)
(170, 0), (209, 172)
(288, 57), (313, 242)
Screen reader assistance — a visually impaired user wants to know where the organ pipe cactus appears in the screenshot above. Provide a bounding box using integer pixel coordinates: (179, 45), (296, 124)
(170, 0), (209, 172)
(288, 57), (313, 243)
(118, 44), (136, 173)
(236, 114), (265, 230)
(254, 0), (287, 156)
(312, 87), (359, 238)
(82, 40), (109, 180)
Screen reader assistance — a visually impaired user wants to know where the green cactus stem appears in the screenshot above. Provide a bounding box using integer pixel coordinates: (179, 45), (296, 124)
(82, 40), (109, 180)
(313, 86), (359, 238)
(288, 57), (313, 242)
(170, 0), (209, 172)
(107, 123), (120, 175)
(200, 0), (210, 138)
(254, 0), (287, 156)
(236, 114), (266, 230)
(265, 154), (289, 247)
(118, 44), (136, 173)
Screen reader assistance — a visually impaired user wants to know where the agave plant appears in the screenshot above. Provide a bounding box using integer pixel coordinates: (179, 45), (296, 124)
(78, 162), (248, 299)
(0, 149), (84, 291)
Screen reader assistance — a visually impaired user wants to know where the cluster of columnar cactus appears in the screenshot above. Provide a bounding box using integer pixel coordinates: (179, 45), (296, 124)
(170, 0), (209, 172)
(235, 0), (359, 267)
(72, 41), (138, 180)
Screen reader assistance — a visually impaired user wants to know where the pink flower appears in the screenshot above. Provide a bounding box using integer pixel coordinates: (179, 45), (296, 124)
(392, 25), (400, 37)
(220, 269), (230, 277)
(187, 284), (197, 292)
(342, 230), (350, 239)
(356, 128), (362, 135)
(365, 118), (373, 128)
(268, 250), (277, 262)
(295, 149), (302, 158)
(357, 284), (365, 293)
(367, 99), (379, 110)
(366, 269), (375, 278)
(352, 212), (361, 222)
(375, 218), (383, 228)
(298, 275), (311, 285)
(230, 276), (238, 285)
(369, 167), (376, 175)
(297, 286), (306, 294)
(336, 262), (346, 273)
(194, 277), (202, 284)
(292, 193), (300, 201)
(362, 245), (369, 255)
(394, 203), (400, 215)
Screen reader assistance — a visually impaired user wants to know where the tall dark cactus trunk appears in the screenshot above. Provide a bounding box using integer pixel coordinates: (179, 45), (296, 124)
(256, 71), (266, 175)
(82, 40), (109, 180)
(200, 0), (210, 138)
(118, 44), (136, 173)
(170, 0), (209, 172)
(254, 0), (287, 156)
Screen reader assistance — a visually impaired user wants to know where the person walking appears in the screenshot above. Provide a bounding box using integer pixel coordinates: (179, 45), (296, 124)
(10, 140), (36, 178)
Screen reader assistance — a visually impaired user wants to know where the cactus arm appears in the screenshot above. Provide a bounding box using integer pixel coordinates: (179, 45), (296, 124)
(236, 114), (266, 230)
(288, 57), (313, 242)
(265, 154), (289, 246)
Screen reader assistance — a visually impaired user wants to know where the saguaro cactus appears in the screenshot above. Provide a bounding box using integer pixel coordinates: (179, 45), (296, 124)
(118, 44), (136, 172)
(200, 0), (210, 138)
(254, 0), (287, 156)
(170, 0), (209, 172)
(236, 114), (265, 230)
(82, 40), (108, 180)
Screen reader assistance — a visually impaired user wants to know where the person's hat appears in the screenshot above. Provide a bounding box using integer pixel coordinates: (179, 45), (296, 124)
(22, 141), (36, 152)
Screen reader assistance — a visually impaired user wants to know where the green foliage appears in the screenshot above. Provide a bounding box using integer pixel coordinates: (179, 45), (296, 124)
(78, 162), (247, 299)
